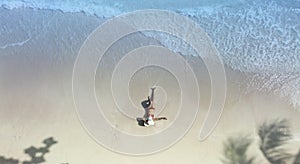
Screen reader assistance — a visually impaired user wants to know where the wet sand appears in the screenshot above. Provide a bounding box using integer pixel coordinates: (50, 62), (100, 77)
(0, 7), (299, 163)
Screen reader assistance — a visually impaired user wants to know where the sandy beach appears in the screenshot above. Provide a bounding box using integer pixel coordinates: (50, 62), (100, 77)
(0, 7), (299, 164)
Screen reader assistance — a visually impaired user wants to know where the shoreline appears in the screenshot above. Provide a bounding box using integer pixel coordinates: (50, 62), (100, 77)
(1, 6), (299, 109)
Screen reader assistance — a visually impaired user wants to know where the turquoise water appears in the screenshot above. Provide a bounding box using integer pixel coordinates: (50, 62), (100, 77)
(1, 0), (299, 17)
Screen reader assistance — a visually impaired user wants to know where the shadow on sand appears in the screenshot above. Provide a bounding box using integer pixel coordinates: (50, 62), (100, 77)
(221, 118), (300, 164)
(0, 137), (57, 164)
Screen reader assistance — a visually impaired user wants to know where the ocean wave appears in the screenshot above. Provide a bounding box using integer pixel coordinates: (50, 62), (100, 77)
(0, 0), (122, 17)
(146, 1), (300, 74)
(0, 0), (248, 17)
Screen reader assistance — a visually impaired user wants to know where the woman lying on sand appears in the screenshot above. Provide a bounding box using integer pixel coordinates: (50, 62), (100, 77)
(141, 87), (167, 127)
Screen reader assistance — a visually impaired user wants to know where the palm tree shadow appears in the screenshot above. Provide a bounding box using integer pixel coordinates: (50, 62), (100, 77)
(0, 137), (57, 164)
(221, 135), (255, 164)
(0, 157), (19, 164)
(258, 119), (293, 164)
(221, 118), (300, 164)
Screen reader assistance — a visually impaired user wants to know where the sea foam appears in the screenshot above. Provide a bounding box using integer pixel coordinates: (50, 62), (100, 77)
(0, 0), (122, 17)
(143, 1), (300, 108)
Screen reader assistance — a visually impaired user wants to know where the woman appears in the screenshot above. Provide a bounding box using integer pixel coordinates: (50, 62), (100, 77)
(141, 87), (167, 127)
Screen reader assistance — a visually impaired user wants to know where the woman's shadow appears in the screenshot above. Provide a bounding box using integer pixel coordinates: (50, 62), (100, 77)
(136, 97), (151, 126)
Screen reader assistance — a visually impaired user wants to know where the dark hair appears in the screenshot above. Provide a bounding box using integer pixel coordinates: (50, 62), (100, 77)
(141, 97), (151, 108)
